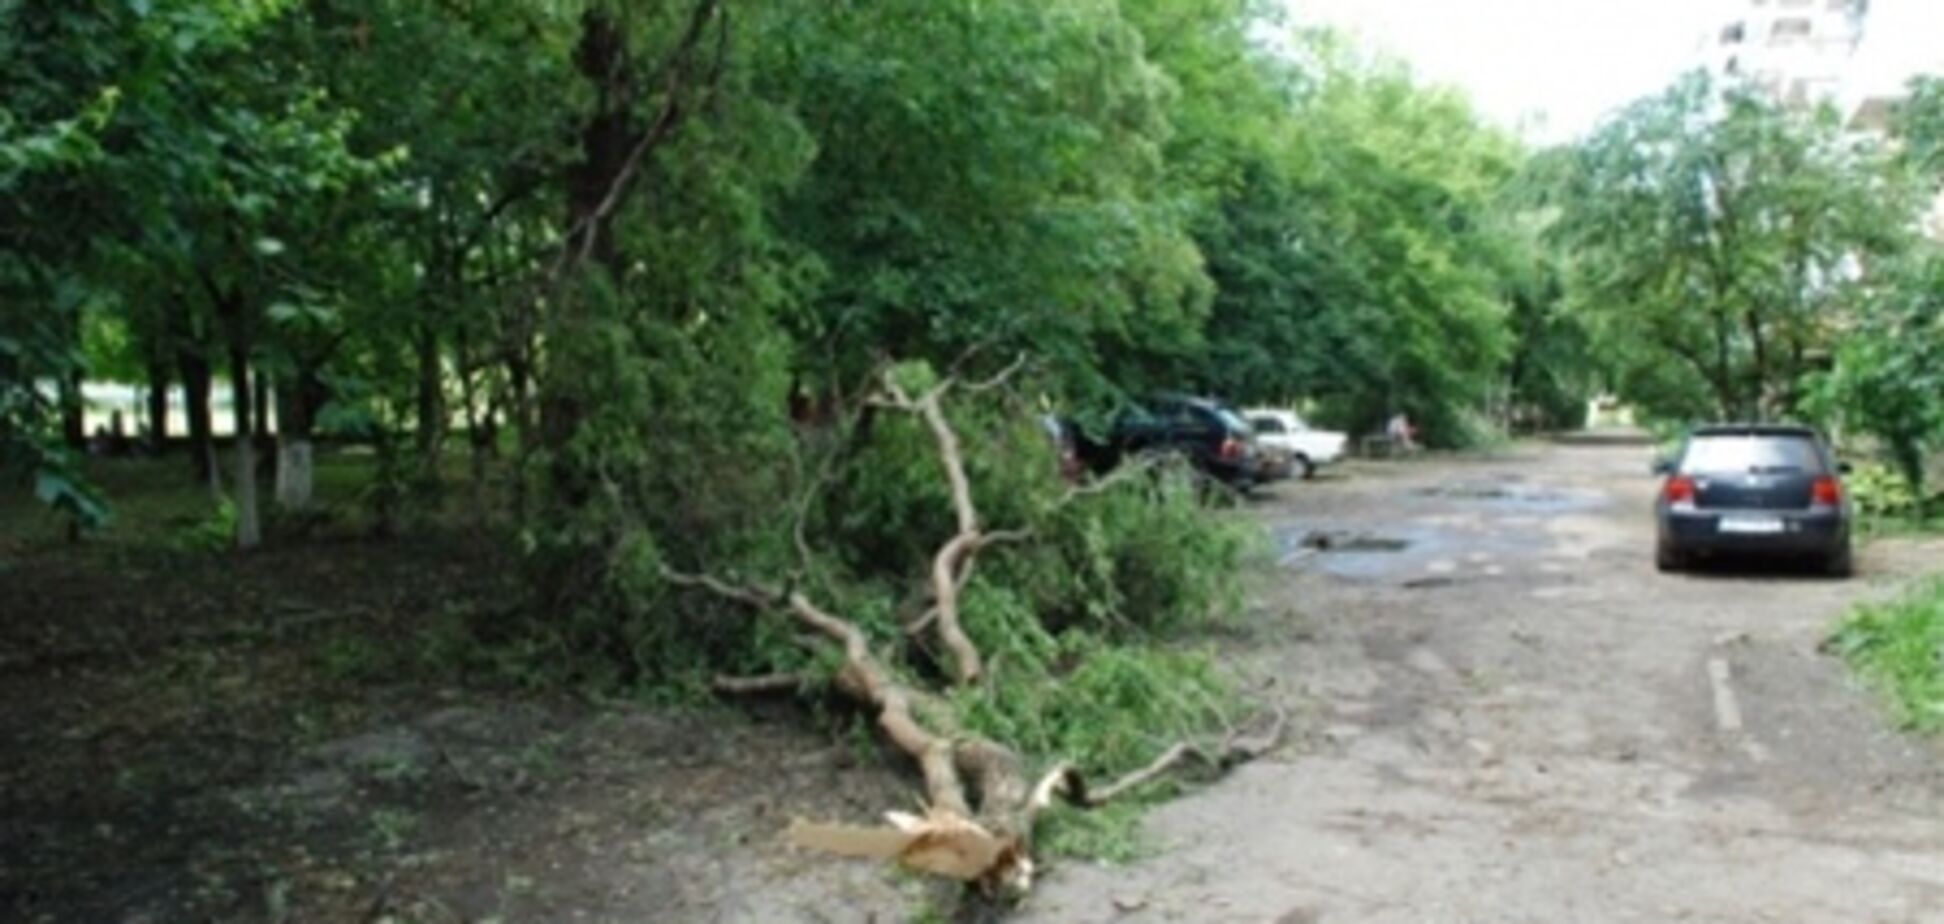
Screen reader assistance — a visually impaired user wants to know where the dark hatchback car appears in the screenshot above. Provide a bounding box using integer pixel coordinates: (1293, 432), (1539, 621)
(1654, 425), (1852, 576)
(1112, 394), (1264, 489)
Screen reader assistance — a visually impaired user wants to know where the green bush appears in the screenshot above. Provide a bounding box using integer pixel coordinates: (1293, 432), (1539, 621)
(1847, 462), (1925, 519)
(1829, 579), (1944, 733)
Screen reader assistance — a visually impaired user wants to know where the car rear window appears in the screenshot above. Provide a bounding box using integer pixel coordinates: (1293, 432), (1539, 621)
(1680, 434), (1824, 474)
(1251, 416), (1285, 434)
(1214, 408), (1252, 435)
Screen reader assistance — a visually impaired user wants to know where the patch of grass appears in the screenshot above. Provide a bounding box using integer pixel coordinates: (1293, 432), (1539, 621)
(1034, 800), (1147, 864)
(1830, 578), (1944, 733)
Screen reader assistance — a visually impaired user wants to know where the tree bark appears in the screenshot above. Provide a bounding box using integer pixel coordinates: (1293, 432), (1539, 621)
(252, 366), (272, 441)
(414, 322), (445, 488)
(59, 370), (86, 449)
(213, 281), (262, 550)
(539, 8), (637, 514)
(178, 346), (220, 495)
(274, 378), (314, 512)
(229, 343), (260, 549)
(145, 357), (170, 452)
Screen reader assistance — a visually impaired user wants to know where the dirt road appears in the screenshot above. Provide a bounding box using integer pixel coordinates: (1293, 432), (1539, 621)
(8, 444), (1938, 922)
(1025, 442), (1944, 924)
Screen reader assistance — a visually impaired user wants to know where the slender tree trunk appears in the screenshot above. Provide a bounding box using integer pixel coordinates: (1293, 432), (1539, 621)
(59, 370), (86, 449)
(216, 288), (262, 550)
(414, 322), (445, 489)
(274, 378), (314, 512)
(178, 347), (220, 495)
(253, 367), (272, 441)
(455, 331), (493, 521)
(229, 344), (260, 549)
(507, 352), (533, 521)
(145, 357), (171, 452)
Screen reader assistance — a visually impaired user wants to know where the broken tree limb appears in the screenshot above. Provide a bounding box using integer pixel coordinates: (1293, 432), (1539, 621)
(665, 566), (1046, 891)
(1032, 702), (1290, 812)
(871, 368), (991, 685)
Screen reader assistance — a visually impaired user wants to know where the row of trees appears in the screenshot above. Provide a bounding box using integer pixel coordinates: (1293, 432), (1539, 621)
(6, 2), (1564, 880)
(1552, 72), (1944, 495)
(3, 1), (1574, 544)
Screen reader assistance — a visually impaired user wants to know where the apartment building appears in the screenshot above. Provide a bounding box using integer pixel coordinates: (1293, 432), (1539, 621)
(1706, 0), (1868, 109)
(1706, 0), (1943, 130)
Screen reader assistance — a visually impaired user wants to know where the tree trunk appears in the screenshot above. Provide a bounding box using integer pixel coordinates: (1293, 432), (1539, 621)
(178, 347), (221, 495)
(253, 367), (272, 441)
(507, 351), (533, 521)
(1744, 310), (1769, 421)
(541, 8), (639, 512)
(414, 322), (445, 488)
(59, 370), (86, 449)
(274, 378), (315, 512)
(455, 331), (495, 521)
(145, 358), (170, 452)
(224, 318), (261, 550)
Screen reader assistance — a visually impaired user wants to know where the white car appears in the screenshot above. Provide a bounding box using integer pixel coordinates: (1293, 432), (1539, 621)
(1243, 409), (1347, 480)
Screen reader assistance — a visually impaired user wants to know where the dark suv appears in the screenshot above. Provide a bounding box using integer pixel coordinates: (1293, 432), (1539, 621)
(1112, 394), (1264, 488)
(1653, 424), (1852, 576)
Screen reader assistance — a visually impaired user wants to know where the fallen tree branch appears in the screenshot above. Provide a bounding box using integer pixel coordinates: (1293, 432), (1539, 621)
(874, 368), (987, 685)
(665, 565), (1048, 892)
(906, 528), (1034, 638)
(1030, 701), (1290, 815)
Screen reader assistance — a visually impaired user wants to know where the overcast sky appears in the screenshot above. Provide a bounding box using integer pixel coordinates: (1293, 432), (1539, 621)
(1282, 0), (1944, 144)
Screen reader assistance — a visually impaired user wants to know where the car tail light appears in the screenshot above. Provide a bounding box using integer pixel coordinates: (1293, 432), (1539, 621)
(1663, 476), (1696, 505)
(1812, 476), (1842, 507)
(1220, 436), (1245, 461)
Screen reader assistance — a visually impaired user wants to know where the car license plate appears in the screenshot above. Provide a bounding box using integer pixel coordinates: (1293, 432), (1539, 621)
(1719, 515), (1784, 535)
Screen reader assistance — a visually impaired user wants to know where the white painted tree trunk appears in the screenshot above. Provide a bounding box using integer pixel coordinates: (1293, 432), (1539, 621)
(276, 439), (314, 511)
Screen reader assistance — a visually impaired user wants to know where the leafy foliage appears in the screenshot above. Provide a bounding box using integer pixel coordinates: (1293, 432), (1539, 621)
(1830, 579), (1944, 733)
(1553, 73), (1915, 424)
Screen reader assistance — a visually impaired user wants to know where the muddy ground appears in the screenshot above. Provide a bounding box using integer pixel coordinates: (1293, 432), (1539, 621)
(3, 443), (1940, 923)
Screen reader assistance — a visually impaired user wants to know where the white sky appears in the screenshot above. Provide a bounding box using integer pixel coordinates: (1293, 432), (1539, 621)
(1281, 0), (1944, 145)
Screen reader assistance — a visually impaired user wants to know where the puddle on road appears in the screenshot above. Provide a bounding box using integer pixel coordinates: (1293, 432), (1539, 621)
(1271, 477), (1601, 584)
(1412, 480), (1609, 514)
(1273, 519), (1553, 584)
(1294, 529), (1411, 553)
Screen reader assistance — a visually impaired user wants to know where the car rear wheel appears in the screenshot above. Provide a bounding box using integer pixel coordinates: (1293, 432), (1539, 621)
(1295, 454), (1316, 480)
(1822, 541), (1854, 579)
(1655, 540), (1686, 573)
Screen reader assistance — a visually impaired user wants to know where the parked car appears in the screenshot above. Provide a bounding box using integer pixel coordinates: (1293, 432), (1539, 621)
(1112, 394), (1264, 489)
(1653, 424), (1852, 576)
(1244, 409), (1348, 480)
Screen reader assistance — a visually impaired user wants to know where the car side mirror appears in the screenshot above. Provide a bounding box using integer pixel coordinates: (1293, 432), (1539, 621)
(1650, 458), (1674, 476)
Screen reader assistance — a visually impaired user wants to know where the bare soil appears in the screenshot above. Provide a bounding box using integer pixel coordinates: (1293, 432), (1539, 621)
(0, 501), (927, 923)
(4, 444), (1940, 923)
